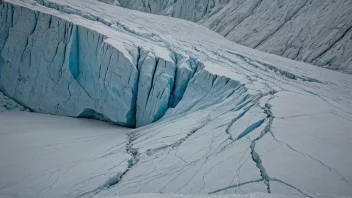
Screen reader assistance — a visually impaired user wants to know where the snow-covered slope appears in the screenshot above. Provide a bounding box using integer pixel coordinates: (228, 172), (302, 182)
(0, 0), (352, 198)
(104, 0), (352, 74)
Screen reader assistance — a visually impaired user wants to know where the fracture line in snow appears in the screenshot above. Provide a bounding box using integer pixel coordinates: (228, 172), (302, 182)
(210, 92), (314, 197)
(152, 93), (258, 193)
(90, 103), (215, 194)
(143, 116), (212, 157)
(225, 51), (322, 83)
(225, 104), (254, 141)
(208, 92), (273, 194)
(272, 178), (314, 198)
(208, 178), (264, 194)
(250, 136), (271, 193)
(171, 117), (211, 148)
(247, 96), (314, 198)
(235, 118), (266, 141)
(75, 134), (139, 197)
(231, 146), (252, 194)
(269, 131), (351, 187)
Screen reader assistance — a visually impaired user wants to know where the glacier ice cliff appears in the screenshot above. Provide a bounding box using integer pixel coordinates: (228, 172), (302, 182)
(102, 0), (352, 74)
(0, 2), (204, 127)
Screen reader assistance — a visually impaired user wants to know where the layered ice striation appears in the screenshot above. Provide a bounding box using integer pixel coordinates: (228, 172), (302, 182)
(0, 91), (29, 112)
(1, 4), (134, 126)
(0, 2), (218, 127)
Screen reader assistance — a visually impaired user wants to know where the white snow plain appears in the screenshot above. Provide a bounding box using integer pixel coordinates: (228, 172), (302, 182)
(0, 111), (131, 198)
(116, 193), (351, 198)
(0, 0), (352, 198)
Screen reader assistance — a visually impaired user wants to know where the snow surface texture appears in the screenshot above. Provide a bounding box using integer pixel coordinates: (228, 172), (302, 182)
(1, 0), (352, 198)
(0, 112), (131, 198)
(118, 193), (350, 198)
(101, 0), (352, 74)
(0, 91), (29, 112)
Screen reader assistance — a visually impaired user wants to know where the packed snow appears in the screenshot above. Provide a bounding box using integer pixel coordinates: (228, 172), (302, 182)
(0, 111), (131, 198)
(0, 0), (352, 198)
(116, 193), (352, 198)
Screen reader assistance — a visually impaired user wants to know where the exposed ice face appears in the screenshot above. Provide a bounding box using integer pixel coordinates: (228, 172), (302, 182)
(0, 1), (255, 127)
(0, 3), (200, 127)
(104, 0), (352, 74)
(0, 6), (134, 126)
(0, 91), (29, 112)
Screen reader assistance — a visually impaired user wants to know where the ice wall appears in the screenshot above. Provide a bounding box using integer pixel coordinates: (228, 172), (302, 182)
(0, 2), (231, 127)
(0, 91), (29, 112)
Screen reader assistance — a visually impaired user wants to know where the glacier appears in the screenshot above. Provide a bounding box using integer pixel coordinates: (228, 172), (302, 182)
(102, 0), (352, 74)
(0, 0), (352, 198)
(0, 1), (194, 127)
